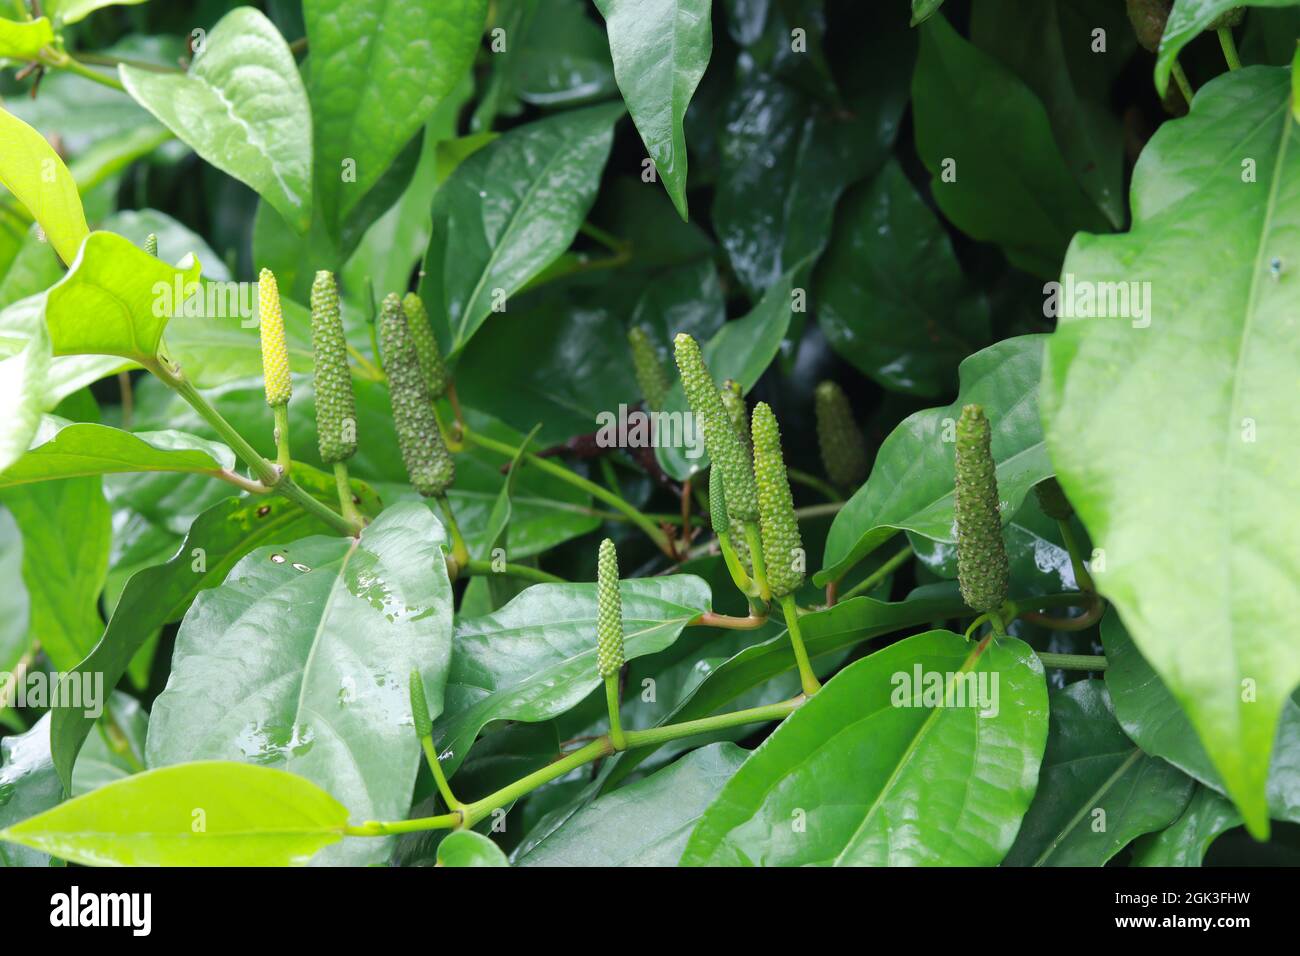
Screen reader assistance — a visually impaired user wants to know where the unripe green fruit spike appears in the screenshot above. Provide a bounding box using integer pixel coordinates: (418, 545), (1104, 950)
(628, 326), (670, 411)
(720, 379), (750, 454)
(954, 404), (1010, 614)
(673, 334), (758, 523)
(310, 271), (358, 465)
(751, 402), (804, 600)
(814, 381), (868, 490)
(380, 293), (455, 498)
(402, 292), (449, 400)
(1206, 7), (1243, 30)
(1033, 477), (1073, 521)
(711, 467), (756, 600)
(258, 268), (292, 408)
(708, 466), (728, 536)
(596, 538), (627, 750)
(143, 233), (157, 257)
(1126, 0), (1171, 52)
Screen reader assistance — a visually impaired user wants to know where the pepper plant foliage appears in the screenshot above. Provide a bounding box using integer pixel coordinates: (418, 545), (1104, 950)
(0, 0), (1297, 869)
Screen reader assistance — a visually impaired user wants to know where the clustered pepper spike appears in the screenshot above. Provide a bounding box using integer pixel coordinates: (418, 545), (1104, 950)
(814, 380), (868, 491)
(258, 268), (292, 408)
(1126, 0), (1171, 52)
(751, 402), (804, 599)
(143, 233), (157, 257)
(719, 379), (751, 454)
(708, 465), (729, 537)
(596, 538), (624, 679)
(674, 334), (758, 523)
(954, 404), (1010, 613)
(628, 326), (670, 411)
(1033, 477), (1073, 522)
(310, 271), (357, 465)
(402, 292), (449, 400)
(1206, 7), (1244, 30)
(408, 669), (433, 741)
(380, 293), (455, 497)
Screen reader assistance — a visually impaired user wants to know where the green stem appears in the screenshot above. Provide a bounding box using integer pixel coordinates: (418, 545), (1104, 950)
(459, 558), (566, 585)
(74, 51), (183, 73)
(716, 528), (756, 598)
(1057, 519), (1095, 593)
(1217, 27), (1241, 71)
(794, 502), (843, 521)
(1036, 652), (1108, 672)
(435, 494), (471, 568)
(578, 221), (628, 254)
(43, 51), (127, 93)
(420, 736), (461, 810)
(839, 544), (913, 602)
(605, 675), (627, 751)
(463, 429), (673, 557)
(1171, 59), (1195, 105)
(333, 462), (363, 526)
(743, 520), (771, 601)
(780, 595), (822, 696)
(689, 610), (768, 630)
(787, 468), (842, 503)
(272, 403), (292, 475)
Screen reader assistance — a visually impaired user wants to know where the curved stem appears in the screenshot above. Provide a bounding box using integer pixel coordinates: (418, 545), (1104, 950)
(689, 610), (768, 630)
(435, 494), (470, 568)
(75, 51), (184, 74)
(459, 558), (566, 584)
(1036, 652), (1107, 672)
(839, 544), (913, 602)
(41, 50), (127, 93)
(421, 736), (461, 810)
(787, 468), (842, 503)
(1171, 59), (1195, 105)
(780, 594), (822, 697)
(333, 462), (364, 526)
(463, 428), (673, 557)
(1217, 27), (1241, 71)
(272, 404), (292, 474)
(1057, 519), (1095, 593)
(605, 675), (627, 751)
(743, 521), (771, 601)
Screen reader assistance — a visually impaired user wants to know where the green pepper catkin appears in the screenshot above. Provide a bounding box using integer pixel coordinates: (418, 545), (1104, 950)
(258, 268), (292, 407)
(751, 402), (804, 599)
(1033, 477), (1073, 521)
(310, 271), (357, 465)
(719, 379), (751, 454)
(596, 538), (624, 679)
(955, 404), (1010, 613)
(143, 233), (157, 257)
(674, 334), (758, 522)
(708, 465), (729, 536)
(408, 670), (433, 741)
(401, 292), (449, 400)
(814, 381), (868, 490)
(380, 293), (454, 497)
(628, 326), (670, 410)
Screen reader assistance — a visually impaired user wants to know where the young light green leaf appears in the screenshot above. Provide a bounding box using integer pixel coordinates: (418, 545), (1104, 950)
(817, 335), (1050, 586)
(0, 761), (348, 867)
(0, 106), (90, 265)
(41, 0), (148, 26)
(0, 418), (235, 488)
(1041, 66), (1300, 837)
(681, 630), (1049, 865)
(594, 0), (710, 220)
(120, 7), (313, 231)
(0, 16), (53, 60)
(145, 503), (453, 865)
(1004, 680), (1195, 866)
(419, 103), (623, 354)
(436, 829), (509, 867)
(0, 310), (50, 474)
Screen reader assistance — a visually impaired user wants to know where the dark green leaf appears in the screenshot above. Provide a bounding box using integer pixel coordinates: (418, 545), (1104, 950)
(1130, 786), (1243, 867)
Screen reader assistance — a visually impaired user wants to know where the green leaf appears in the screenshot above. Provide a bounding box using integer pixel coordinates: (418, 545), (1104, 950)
(42, 0), (148, 26)
(816, 160), (988, 397)
(419, 103), (623, 354)
(0, 301), (50, 474)
(1130, 786), (1243, 867)
(0, 17), (53, 61)
(1154, 0), (1285, 96)
(50, 463), (381, 792)
(911, 0), (946, 26)
(0, 507), (30, 678)
(911, 13), (1109, 277)
(682, 630), (1049, 865)
(432, 576), (712, 778)
(145, 503), (453, 865)
(0, 472), (109, 670)
(304, 0), (487, 228)
(1041, 66), (1300, 836)
(1004, 680), (1195, 866)
(0, 715), (62, 867)
(45, 230), (201, 363)
(0, 417), (234, 488)
(0, 106), (89, 265)
(817, 335), (1050, 586)
(0, 224), (65, 311)
(102, 208), (232, 281)
(509, 0), (617, 108)
(436, 829), (509, 867)
(120, 7), (313, 231)
(0, 761), (348, 867)
(517, 742), (746, 866)
(1101, 611), (1300, 824)
(594, 0), (711, 220)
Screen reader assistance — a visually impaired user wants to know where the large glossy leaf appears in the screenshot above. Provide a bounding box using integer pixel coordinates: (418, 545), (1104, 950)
(1041, 66), (1300, 836)
(0, 301), (50, 474)
(146, 503), (452, 865)
(817, 335), (1050, 585)
(0, 17), (53, 60)
(1154, 0), (1291, 95)
(0, 507), (29, 679)
(0, 716), (62, 867)
(304, 0), (486, 228)
(120, 7), (313, 231)
(0, 107), (89, 265)
(517, 742), (746, 866)
(681, 630), (1049, 865)
(0, 417), (234, 488)
(432, 576), (712, 777)
(912, 13), (1108, 277)
(1101, 612), (1300, 824)
(509, 0), (616, 107)
(0, 762), (348, 867)
(50, 464), (381, 792)
(45, 231), (201, 363)
(816, 160), (988, 397)
(594, 0), (711, 220)
(1130, 786), (1243, 867)
(0, 473), (109, 671)
(1004, 680), (1194, 866)
(436, 829), (509, 867)
(419, 103), (623, 354)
